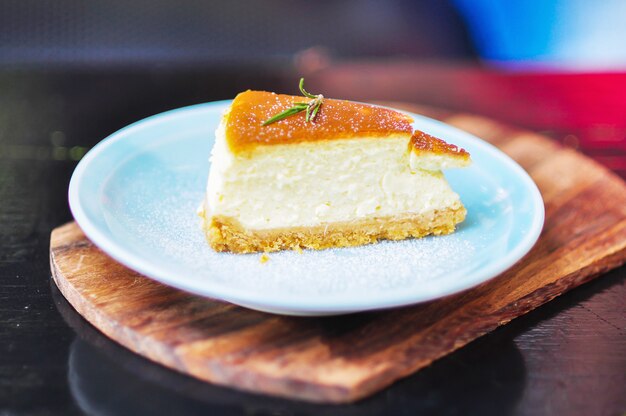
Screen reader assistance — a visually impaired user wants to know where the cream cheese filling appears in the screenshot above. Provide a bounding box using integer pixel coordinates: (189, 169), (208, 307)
(204, 118), (463, 230)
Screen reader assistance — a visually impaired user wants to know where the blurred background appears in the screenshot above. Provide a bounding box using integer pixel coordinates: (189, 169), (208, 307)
(1, 0), (625, 177)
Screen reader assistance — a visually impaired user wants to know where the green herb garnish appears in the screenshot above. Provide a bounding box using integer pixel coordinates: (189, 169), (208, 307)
(262, 78), (324, 126)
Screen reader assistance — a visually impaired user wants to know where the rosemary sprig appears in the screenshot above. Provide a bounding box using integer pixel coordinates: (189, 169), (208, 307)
(262, 78), (324, 126)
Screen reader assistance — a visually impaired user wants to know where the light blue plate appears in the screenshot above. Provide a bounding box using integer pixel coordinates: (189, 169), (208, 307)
(69, 101), (544, 316)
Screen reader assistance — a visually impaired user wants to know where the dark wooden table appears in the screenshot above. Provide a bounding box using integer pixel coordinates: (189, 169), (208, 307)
(1, 63), (624, 415)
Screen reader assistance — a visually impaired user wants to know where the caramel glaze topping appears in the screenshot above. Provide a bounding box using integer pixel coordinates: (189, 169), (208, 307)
(410, 130), (470, 159)
(225, 90), (414, 154)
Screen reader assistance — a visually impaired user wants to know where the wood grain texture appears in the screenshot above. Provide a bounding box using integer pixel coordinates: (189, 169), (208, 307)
(50, 108), (626, 403)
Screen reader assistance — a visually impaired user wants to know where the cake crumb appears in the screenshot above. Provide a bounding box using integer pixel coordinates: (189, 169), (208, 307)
(260, 253), (270, 263)
(294, 246), (303, 254)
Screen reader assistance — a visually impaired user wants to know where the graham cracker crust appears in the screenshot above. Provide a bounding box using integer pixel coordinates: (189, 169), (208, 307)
(203, 206), (466, 253)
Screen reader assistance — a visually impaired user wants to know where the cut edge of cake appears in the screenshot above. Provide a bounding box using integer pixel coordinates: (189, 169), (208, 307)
(199, 90), (471, 254)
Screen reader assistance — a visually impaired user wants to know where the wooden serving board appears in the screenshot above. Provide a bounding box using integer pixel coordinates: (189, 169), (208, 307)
(50, 106), (626, 403)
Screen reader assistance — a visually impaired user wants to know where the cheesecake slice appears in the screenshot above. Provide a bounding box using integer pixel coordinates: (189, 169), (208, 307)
(200, 89), (470, 253)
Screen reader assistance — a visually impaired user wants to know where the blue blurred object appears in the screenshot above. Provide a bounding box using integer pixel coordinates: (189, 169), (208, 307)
(454, 0), (626, 70)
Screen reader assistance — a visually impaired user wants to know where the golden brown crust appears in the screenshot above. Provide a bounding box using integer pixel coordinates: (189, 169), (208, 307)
(203, 207), (466, 253)
(410, 130), (470, 159)
(226, 90), (414, 154)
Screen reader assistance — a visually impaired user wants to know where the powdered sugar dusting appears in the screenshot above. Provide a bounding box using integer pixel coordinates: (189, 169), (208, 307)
(105, 163), (481, 298)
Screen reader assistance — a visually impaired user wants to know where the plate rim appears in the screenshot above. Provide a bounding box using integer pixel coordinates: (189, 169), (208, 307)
(68, 101), (545, 315)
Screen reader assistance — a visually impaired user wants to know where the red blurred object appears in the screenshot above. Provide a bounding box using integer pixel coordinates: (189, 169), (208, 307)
(310, 63), (626, 178)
